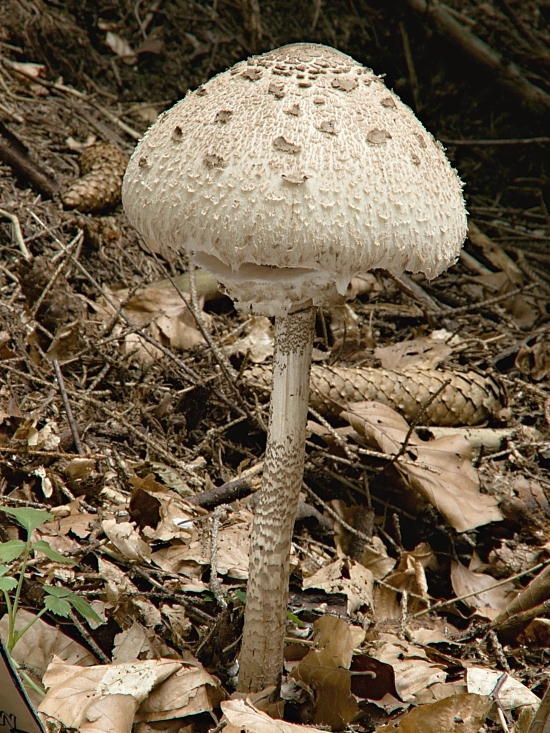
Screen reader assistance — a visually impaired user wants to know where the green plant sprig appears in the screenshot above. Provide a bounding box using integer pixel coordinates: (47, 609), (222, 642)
(0, 506), (101, 653)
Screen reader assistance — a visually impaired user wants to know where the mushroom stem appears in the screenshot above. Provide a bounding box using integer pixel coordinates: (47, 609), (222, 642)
(238, 306), (316, 692)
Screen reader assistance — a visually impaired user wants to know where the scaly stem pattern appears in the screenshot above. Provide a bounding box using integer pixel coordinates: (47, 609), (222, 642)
(238, 306), (315, 692)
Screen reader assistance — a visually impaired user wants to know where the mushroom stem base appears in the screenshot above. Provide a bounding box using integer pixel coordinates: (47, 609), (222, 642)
(237, 306), (316, 693)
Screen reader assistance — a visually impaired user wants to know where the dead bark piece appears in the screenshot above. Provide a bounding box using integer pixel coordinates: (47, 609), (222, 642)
(246, 365), (505, 427)
(404, 0), (550, 115)
(62, 142), (128, 213)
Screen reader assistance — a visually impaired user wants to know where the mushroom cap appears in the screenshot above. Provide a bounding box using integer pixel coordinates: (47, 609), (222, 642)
(123, 43), (467, 317)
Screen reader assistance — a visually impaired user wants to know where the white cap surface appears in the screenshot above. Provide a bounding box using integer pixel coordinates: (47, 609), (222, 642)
(123, 43), (467, 316)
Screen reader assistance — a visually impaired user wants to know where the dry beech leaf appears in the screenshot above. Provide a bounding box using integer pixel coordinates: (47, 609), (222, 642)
(466, 668), (540, 710)
(374, 335), (452, 371)
(376, 693), (492, 733)
(328, 303), (361, 344)
(152, 508), (252, 580)
(105, 31), (137, 63)
(136, 664), (224, 722)
(0, 609), (96, 707)
(450, 561), (514, 620)
(94, 285), (210, 365)
(112, 621), (152, 663)
(493, 563), (550, 626)
(330, 501), (395, 578)
(39, 657), (181, 732)
(303, 558), (374, 615)
(292, 617), (365, 731)
(373, 633), (446, 703)
(374, 543), (434, 620)
(225, 316), (274, 363)
(102, 518), (152, 563)
(342, 401), (503, 533)
(221, 699), (320, 733)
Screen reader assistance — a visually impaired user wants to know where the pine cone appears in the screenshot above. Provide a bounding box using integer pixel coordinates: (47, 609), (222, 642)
(62, 142), (128, 213)
(245, 365), (505, 427)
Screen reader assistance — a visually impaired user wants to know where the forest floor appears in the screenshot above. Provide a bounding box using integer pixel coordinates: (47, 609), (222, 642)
(1, 1), (550, 732)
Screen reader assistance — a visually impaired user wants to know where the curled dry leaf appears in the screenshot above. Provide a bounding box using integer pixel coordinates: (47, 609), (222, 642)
(136, 664), (224, 722)
(0, 609), (96, 707)
(291, 617), (365, 731)
(374, 335), (452, 371)
(342, 401), (503, 533)
(94, 284), (210, 365)
(375, 693), (492, 733)
(373, 543), (434, 620)
(303, 558), (374, 616)
(493, 562), (550, 626)
(221, 698), (320, 733)
(105, 31), (138, 64)
(111, 620), (174, 664)
(466, 668), (540, 710)
(372, 634), (447, 703)
(102, 518), (152, 564)
(225, 315), (274, 363)
(39, 658), (182, 732)
(151, 508), (252, 580)
(450, 561), (515, 620)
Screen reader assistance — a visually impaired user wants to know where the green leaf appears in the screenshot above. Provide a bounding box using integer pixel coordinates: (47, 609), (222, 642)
(0, 577), (17, 592)
(286, 611), (305, 628)
(32, 540), (73, 564)
(0, 540), (26, 563)
(66, 594), (103, 624)
(234, 589), (247, 604)
(0, 507), (53, 534)
(44, 595), (71, 617)
(44, 585), (70, 598)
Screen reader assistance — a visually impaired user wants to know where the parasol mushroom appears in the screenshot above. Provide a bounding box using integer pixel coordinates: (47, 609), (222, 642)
(122, 42), (467, 693)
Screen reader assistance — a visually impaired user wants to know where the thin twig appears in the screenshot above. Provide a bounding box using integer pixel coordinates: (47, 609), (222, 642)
(52, 359), (84, 455)
(0, 207), (31, 261)
(413, 560), (549, 618)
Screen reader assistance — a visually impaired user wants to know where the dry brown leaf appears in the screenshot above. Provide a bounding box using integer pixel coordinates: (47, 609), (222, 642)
(225, 316), (274, 363)
(161, 605), (192, 647)
(221, 699), (320, 733)
(450, 561), (514, 620)
(136, 664), (224, 722)
(328, 303), (361, 344)
(291, 616), (364, 730)
(342, 401), (503, 532)
(466, 668), (540, 710)
(39, 657), (181, 732)
(0, 609), (97, 707)
(373, 634), (446, 703)
(374, 543), (434, 620)
(157, 508), (252, 579)
(374, 336), (452, 371)
(330, 500), (396, 578)
(376, 693), (492, 733)
(112, 621), (152, 663)
(470, 270), (536, 329)
(413, 680), (468, 704)
(303, 558), (374, 615)
(105, 31), (137, 63)
(102, 518), (152, 564)
(516, 339), (550, 381)
(493, 563), (550, 626)
(94, 285), (210, 365)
